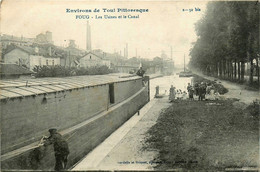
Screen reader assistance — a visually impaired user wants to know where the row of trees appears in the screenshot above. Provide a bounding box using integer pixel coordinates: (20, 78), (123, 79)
(189, 1), (259, 87)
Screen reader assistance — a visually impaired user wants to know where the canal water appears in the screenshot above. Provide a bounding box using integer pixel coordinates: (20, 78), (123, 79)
(150, 74), (193, 100)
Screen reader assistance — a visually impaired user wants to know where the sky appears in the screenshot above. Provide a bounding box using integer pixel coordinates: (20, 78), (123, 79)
(0, 0), (207, 65)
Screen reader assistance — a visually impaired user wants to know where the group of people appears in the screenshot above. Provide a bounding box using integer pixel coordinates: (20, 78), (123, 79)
(169, 82), (220, 102)
(169, 86), (188, 102)
(193, 82), (220, 101)
(187, 82), (206, 100)
(169, 87), (189, 101)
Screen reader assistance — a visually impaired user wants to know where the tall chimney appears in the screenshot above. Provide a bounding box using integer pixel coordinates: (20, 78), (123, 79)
(126, 43), (128, 58)
(86, 21), (92, 51)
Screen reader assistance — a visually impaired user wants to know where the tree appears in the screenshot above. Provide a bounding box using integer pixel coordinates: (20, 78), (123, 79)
(190, 1), (259, 87)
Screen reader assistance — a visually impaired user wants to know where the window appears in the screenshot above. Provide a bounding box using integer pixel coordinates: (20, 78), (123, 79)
(90, 56), (92, 59)
(109, 84), (115, 104)
(52, 60), (54, 66)
(39, 58), (41, 66)
(46, 60), (48, 65)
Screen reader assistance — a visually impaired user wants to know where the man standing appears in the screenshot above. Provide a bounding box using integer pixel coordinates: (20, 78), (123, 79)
(42, 128), (70, 171)
(187, 83), (192, 93)
(136, 66), (145, 77)
(194, 82), (199, 96)
(187, 83), (194, 100)
(198, 82), (206, 101)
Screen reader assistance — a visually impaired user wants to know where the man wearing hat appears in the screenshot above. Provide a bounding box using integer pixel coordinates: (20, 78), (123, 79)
(42, 128), (70, 171)
(136, 65), (145, 78)
(198, 82), (206, 101)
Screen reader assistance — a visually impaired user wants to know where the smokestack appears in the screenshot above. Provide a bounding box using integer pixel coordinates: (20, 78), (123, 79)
(86, 21), (92, 51)
(126, 43), (128, 58)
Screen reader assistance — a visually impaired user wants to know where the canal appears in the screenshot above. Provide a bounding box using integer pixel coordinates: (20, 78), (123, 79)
(150, 74), (193, 100)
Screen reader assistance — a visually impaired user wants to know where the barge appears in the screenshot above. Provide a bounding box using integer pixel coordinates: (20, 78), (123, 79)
(0, 74), (150, 170)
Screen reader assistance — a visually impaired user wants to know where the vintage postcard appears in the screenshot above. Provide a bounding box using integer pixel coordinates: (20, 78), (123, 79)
(0, 0), (259, 171)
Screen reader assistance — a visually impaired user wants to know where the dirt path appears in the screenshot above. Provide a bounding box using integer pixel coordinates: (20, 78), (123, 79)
(195, 72), (259, 104)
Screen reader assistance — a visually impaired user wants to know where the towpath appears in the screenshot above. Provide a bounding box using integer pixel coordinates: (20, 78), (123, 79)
(195, 72), (259, 104)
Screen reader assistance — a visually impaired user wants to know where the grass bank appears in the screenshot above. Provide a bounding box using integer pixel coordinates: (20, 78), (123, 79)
(144, 100), (259, 171)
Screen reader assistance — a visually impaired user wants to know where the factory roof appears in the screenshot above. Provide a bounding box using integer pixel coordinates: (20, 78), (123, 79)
(0, 73), (140, 100)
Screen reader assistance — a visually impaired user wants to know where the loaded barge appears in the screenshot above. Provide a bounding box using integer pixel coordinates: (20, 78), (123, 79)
(0, 74), (150, 170)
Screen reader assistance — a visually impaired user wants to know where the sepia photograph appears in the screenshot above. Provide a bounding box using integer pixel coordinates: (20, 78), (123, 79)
(0, 0), (259, 171)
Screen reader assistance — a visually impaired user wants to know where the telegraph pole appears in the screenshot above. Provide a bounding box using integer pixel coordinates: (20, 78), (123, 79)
(171, 46), (172, 60)
(126, 43), (128, 58)
(184, 54), (186, 72)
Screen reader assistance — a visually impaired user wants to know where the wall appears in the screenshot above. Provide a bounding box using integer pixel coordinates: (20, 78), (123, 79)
(29, 55), (42, 70)
(60, 57), (72, 67)
(43, 57), (60, 67)
(4, 49), (29, 67)
(1, 77), (149, 170)
(102, 60), (111, 68)
(29, 55), (60, 70)
(79, 53), (103, 68)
